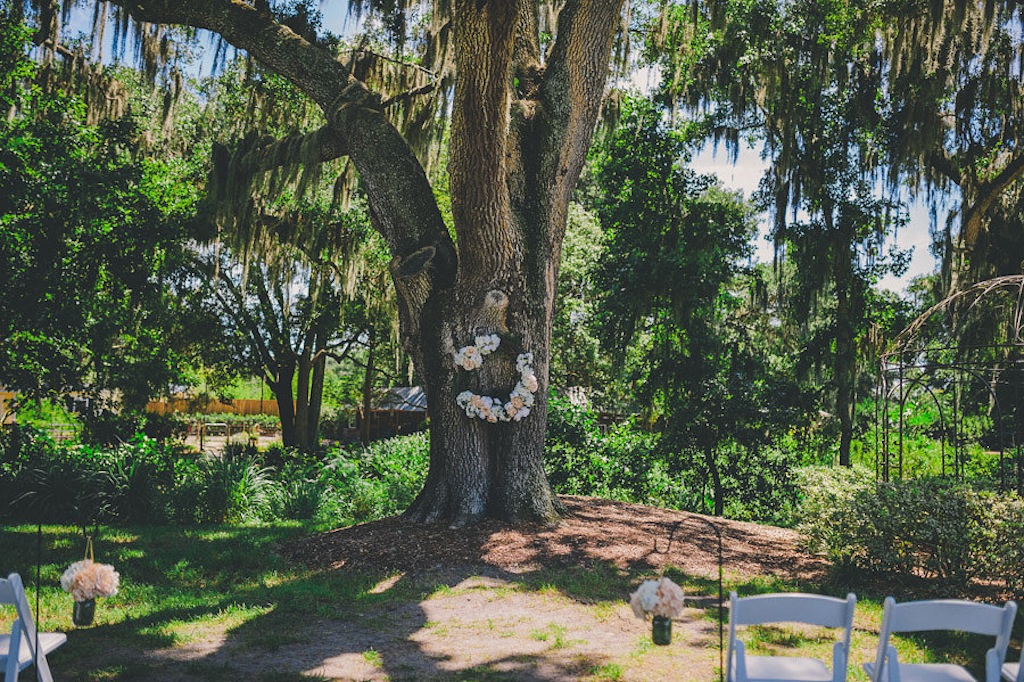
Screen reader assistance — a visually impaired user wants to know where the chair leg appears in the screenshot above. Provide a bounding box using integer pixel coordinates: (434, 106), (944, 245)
(4, 620), (21, 682)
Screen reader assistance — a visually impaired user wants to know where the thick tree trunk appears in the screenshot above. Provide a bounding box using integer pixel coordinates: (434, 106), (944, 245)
(114, 0), (625, 525)
(402, 0), (622, 526)
(294, 355), (311, 450)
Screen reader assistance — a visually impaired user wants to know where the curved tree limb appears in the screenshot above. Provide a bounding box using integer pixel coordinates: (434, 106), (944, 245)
(109, 0), (455, 267)
(109, 0), (350, 108)
(963, 150), (1024, 247)
(237, 125), (350, 173)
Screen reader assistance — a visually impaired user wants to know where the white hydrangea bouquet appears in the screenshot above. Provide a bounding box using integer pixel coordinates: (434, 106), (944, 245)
(630, 576), (685, 620)
(61, 558), (120, 602)
(61, 536), (119, 602)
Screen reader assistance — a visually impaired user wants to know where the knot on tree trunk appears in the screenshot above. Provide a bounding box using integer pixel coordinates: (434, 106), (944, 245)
(472, 289), (509, 335)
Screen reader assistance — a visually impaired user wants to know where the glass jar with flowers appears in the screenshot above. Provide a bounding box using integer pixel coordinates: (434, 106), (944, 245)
(60, 538), (119, 627)
(630, 577), (685, 645)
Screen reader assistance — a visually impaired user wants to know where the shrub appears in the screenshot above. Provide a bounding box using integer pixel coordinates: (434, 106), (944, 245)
(140, 412), (189, 442)
(274, 476), (326, 521)
(989, 496), (1024, 597)
(544, 397), (664, 503)
(186, 412), (281, 429)
(81, 410), (141, 447)
(797, 466), (875, 574)
(309, 433), (430, 524)
(797, 467), (1004, 593)
(101, 437), (177, 524)
(12, 445), (111, 526)
(270, 460), (328, 521)
(319, 407), (356, 441)
(167, 456), (207, 524)
(0, 426), (59, 520)
(195, 454), (276, 524)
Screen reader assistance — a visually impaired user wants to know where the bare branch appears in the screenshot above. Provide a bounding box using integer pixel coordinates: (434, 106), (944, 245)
(381, 81), (440, 109)
(524, 0), (624, 248)
(357, 47), (438, 79)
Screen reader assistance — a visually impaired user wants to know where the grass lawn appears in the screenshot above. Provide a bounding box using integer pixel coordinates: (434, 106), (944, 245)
(0, 522), (1016, 681)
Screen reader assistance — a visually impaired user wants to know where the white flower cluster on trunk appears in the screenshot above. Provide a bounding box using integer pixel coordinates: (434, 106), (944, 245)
(453, 334), (537, 423)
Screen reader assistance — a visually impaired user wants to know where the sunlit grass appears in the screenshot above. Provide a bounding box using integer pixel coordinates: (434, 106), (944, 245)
(0, 522), (1009, 681)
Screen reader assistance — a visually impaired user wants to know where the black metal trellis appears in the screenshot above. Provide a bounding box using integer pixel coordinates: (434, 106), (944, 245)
(876, 276), (1024, 490)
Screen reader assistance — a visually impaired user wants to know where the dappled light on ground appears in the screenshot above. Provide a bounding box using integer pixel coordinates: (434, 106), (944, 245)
(284, 496), (826, 585)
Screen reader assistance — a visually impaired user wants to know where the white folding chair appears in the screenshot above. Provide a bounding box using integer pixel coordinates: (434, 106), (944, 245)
(0, 573), (66, 682)
(727, 591), (857, 681)
(864, 597), (1017, 682)
(1005, 660), (1022, 682)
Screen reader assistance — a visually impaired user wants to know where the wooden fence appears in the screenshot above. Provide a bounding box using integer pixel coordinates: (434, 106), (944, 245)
(1, 391), (14, 424)
(146, 398), (281, 416)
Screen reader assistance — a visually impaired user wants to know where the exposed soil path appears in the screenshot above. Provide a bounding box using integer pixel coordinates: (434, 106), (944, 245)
(109, 497), (828, 681)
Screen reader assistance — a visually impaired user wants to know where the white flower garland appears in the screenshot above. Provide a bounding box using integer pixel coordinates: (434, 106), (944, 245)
(454, 334), (538, 423)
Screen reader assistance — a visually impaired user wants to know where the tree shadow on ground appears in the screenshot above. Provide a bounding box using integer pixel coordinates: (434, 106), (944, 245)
(1, 499), (833, 681)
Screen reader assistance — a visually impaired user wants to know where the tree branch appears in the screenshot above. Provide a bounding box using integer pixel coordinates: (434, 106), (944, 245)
(109, 0), (349, 108)
(203, 260), (277, 374)
(513, 0), (542, 79)
(536, 0), (625, 236)
(111, 0), (456, 272)
(448, 0), (519, 282)
(929, 149), (962, 186)
(963, 149), (1024, 247)
(381, 81), (440, 109)
(238, 125), (349, 173)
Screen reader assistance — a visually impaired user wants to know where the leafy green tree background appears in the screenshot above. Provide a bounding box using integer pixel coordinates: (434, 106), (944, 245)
(0, 16), (205, 411)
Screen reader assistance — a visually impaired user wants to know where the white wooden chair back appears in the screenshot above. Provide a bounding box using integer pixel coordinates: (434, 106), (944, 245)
(0, 573), (64, 682)
(727, 591), (857, 682)
(869, 597), (1017, 682)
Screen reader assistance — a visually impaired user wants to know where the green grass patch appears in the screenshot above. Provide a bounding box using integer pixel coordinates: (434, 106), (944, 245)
(0, 522), (1008, 681)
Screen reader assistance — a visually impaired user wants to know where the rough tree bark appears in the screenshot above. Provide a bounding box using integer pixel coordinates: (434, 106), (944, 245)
(113, 0), (626, 525)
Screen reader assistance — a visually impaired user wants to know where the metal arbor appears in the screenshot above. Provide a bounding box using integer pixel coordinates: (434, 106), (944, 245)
(876, 275), (1024, 490)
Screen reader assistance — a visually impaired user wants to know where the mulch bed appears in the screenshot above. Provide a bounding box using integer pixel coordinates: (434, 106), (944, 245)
(283, 495), (827, 584)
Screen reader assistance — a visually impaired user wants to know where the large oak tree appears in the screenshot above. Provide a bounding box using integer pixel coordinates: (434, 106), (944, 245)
(54, 0), (628, 525)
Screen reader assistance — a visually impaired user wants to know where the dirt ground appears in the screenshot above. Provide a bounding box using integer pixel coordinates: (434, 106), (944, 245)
(134, 497), (826, 681)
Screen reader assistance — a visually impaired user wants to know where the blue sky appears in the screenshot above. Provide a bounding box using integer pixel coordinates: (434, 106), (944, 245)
(689, 144), (939, 295)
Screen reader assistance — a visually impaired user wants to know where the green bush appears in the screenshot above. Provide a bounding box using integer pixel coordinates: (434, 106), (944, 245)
(101, 437), (178, 523)
(545, 396), (665, 503)
(990, 496), (1024, 597)
(15, 447), (110, 526)
(185, 412), (281, 429)
(318, 407), (356, 441)
(0, 426), (58, 519)
(81, 409), (142, 446)
(273, 472), (326, 521)
(194, 454), (276, 524)
(140, 412), (189, 442)
(797, 467), (1013, 594)
(316, 433), (430, 523)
